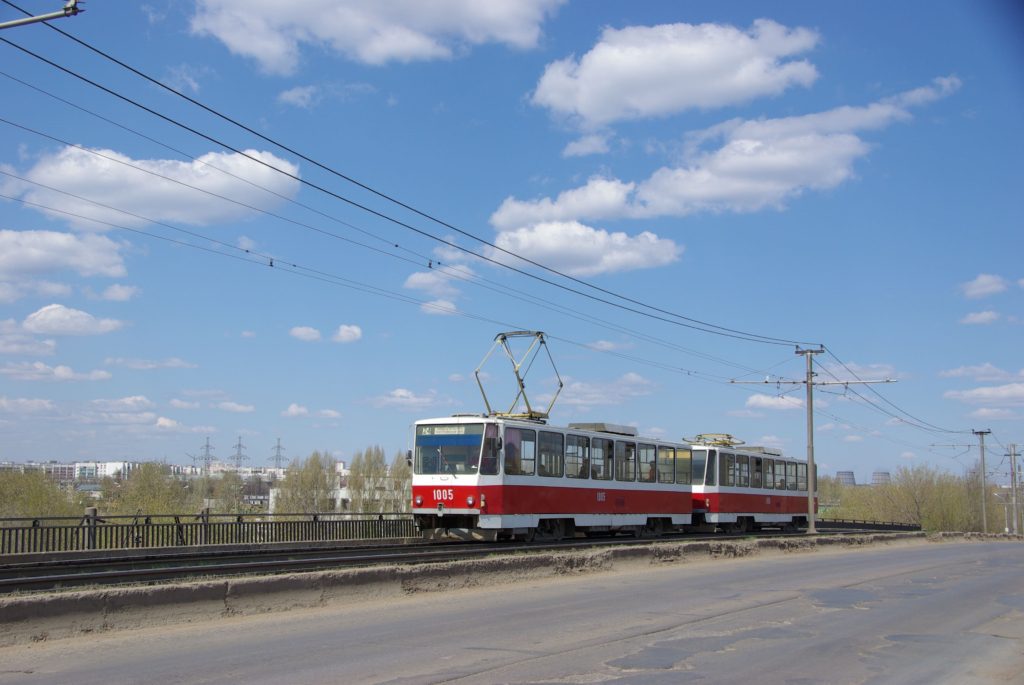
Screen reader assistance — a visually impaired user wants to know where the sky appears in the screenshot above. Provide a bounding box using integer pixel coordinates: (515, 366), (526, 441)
(0, 1), (1021, 483)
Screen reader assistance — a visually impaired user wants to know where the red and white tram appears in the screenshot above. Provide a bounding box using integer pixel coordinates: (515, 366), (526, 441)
(411, 415), (694, 541)
(689, 436), (816, 533)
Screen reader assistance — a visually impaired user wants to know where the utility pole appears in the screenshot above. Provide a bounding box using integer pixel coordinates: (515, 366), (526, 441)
(796, 347), (823, 534)
(269, 438), (287, 469)
(973, 429), (991, 533)
(732, 347), (893, 535)
(0, 1), (82, 30)
(230, 436), (248, 470)
(1009, 443), (1019, 535)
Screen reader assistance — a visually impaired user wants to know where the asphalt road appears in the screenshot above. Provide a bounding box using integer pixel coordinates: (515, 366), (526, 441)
(1, 540), (1021, 684)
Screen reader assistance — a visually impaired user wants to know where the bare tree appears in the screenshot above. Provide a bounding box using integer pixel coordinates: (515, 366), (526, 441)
(274, 451), (338, 513)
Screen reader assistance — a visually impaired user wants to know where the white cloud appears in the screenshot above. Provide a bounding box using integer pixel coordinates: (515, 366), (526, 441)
(587, 340), (632, 352)
(491, 221), (681, 277)
(842, 435), (864, 443)
(371, 388), (442, 410)
(959, 311), (1000, 325)
(421, 299), (459, 316)
(562, 134), (610, 158)
(757, 434), (785, 448)
(822, 362), (899, 382)
(278, 85), (320, 108)
(944, 383), (1024, 405)
(317, 409), (341, 419)
(282, 403), (309, 417)
(961, 274), (1008, 299)
(939, 363), (1018, 382)
(533, 19), (819, 128)
(4, 146), (300, 230)
(217, 401), (255, 413)
(290, 326), (321, 341)
(404, 269), (465, 298)
(22, 304), (123, 336)
(100, 284), (140, 301)
(105, 357), (197, 370)
(745, 393), (803, 410)
(0, 396), (56, 413)
(1, 362), (111, 382)
(241, 330), (256, 338)
(968, 408), (1018, 421)
(90, 396), (155, 412)
(156, 417), (180, 430)
(191, 0), (564, 74)
(0, 230), (126, 287)
(0, 319), (57, 356)
(332, 324), (362, 343)
(494, 77), (960, 227)
(559, 372), (653, 407)
(170, 399), (200, 409)
(727, 409), (764, 418)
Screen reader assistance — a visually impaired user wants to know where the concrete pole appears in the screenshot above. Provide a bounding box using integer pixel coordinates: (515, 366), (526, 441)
(797, 348), (823, 534)
(1010, 444), (1019, 535)
(974, 429), (990, 534)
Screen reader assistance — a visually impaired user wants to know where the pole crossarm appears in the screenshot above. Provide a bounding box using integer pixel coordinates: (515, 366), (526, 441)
(0, 1), (82, 30)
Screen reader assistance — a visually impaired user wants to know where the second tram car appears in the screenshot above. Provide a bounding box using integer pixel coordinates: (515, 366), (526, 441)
(689, 436), (815, 533)
(411, 415), (694, 541)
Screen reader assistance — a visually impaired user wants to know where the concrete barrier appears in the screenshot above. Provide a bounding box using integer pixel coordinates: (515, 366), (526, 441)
(5, 531), (1005, 647)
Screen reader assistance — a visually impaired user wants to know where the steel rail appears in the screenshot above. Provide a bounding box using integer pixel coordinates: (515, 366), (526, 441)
(0, 528), (917, 594)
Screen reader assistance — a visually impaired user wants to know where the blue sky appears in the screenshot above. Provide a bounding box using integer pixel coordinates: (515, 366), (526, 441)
(0, 1), (1021, 483)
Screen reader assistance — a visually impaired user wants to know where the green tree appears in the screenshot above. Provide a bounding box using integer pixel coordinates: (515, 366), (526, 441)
(211, 471), (246, 514)
(347, 445), (389, 513)
(389, 449), (412, 513)
(274, 451), (337, 513)
(103, 462), (191, 516)
(0, 470), (82, 518)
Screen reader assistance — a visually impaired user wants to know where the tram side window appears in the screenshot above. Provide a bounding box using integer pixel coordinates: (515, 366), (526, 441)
(504, 427), (536, 476)
(538, 431), (564, 478)
(705, 450), (718, 486)
(737, 455), (750, 487)
(615, 441), (636, 482)
(787, 462), (797, 491)
(676, 448), (692, 485)
(657, 446), (675, 484)
(638, 443), (656, 482)
(721, 453), (736, 487)
(691, 450), (706, 485)
(797, 463), (807, 491)
(565, 435), (589, 479)
(775, 461), (787, 490)
(763, 459), (774, 490)
(591, 438), (613, 480)
(481, 424), (500, 475)
(752, 457), (762, 488)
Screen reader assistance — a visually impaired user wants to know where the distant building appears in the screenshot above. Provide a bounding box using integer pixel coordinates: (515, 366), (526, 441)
(871, 471), (891, 485)
(836, 471), (856, 486)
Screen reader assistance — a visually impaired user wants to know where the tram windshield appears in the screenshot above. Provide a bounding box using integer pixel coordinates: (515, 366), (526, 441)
(415, 423), (487, 475)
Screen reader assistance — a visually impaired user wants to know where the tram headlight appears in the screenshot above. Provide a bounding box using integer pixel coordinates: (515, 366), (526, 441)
(467, 495), (475, 507)
(414, 495), (423, 506)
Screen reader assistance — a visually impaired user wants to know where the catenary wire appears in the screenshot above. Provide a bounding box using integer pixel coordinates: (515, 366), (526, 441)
(0, 19), (817, 348)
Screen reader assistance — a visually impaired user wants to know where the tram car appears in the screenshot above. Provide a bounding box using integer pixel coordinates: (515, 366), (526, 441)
(411, 415), (694, 541)
(689, 435), (815, 533)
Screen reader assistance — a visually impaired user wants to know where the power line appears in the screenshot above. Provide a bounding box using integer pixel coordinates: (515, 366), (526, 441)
(0, 19), (818, 348)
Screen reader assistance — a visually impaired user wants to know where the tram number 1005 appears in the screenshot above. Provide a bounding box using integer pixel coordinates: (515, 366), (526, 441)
(433, 488), (455, 501)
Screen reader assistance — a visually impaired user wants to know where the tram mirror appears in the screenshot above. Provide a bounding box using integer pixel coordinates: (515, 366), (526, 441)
(406, 449), (412, 467)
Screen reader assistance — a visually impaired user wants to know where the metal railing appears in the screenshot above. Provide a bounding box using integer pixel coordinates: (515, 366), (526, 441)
(816, 517), (922, 532)
(0, 509), (417, 555)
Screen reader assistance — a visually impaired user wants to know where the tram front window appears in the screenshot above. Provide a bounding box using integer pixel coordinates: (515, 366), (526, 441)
(415, 424), (485, 475)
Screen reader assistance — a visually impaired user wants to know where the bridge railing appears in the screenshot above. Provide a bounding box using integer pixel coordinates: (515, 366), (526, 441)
(0, 510), (417, 555)
(816, 517), (922, 532)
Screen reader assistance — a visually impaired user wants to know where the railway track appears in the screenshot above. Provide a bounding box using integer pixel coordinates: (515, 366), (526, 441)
(0, 526), (912, 594)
